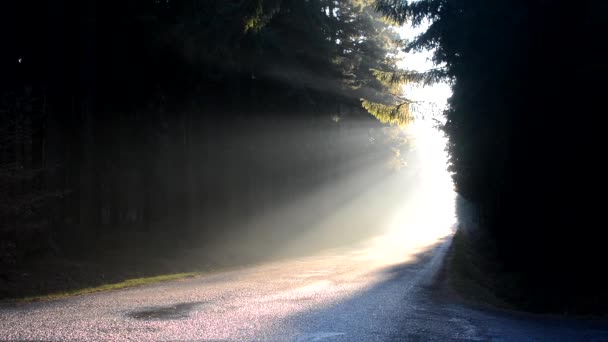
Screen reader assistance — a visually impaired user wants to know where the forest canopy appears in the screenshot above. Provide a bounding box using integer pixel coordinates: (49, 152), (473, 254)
(0, 0), (423, 280)
(374, 0), (608, 313)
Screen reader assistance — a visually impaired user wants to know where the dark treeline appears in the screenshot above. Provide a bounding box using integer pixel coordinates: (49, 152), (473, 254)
(0, 0), (412, 285)
(376, 0), (607, 312)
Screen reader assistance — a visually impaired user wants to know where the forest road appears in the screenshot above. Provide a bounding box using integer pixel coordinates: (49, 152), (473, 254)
(1, 229), (608, 341)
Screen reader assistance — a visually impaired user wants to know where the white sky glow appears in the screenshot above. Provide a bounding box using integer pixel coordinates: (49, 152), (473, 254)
(393, 21), (452, 111)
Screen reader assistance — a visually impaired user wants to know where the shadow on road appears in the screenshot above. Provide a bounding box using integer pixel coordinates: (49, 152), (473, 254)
(266, 237), (454, 341)
(269, 232), (608, 341)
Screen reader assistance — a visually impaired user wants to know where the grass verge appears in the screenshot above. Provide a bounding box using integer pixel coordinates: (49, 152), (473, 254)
(19, 272), (200, 302)
(446, 226), (514, 310)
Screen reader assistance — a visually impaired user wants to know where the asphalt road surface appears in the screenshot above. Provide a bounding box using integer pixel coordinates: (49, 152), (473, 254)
(2, 228), (608, 341)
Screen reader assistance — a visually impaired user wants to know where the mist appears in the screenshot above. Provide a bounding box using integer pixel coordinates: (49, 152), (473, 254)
(0, 0), (459, 303)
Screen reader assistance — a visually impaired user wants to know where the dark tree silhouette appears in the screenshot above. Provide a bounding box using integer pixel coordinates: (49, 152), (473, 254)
(375, 0), (607, 312)
(0, 0), (409, 297)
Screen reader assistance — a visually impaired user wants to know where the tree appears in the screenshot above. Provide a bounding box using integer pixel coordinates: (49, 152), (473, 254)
(0, 0), (406, 272)
(374, 0), (608, 312)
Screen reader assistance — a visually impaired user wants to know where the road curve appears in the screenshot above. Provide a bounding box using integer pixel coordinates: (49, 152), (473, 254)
(1, 230), (608, 341)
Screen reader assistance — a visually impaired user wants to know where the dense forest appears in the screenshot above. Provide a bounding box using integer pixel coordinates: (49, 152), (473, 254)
(375, 0), (607, 312)
(0, 0), (417, 295)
